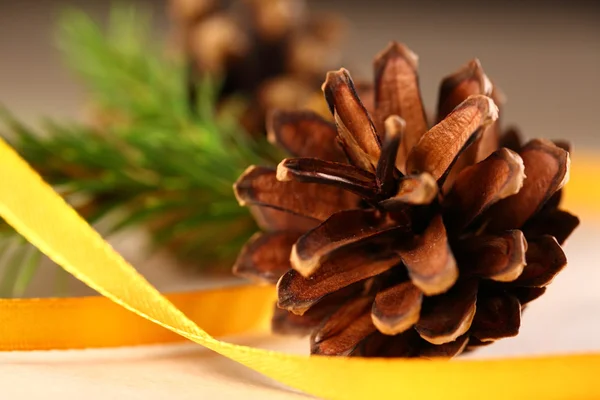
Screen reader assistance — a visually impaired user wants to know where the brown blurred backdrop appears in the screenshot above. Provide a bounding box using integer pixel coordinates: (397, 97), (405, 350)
(1, 0), (599, 145)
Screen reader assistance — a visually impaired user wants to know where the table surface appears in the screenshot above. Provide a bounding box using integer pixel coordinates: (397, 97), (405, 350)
(2, 220), (599, 399)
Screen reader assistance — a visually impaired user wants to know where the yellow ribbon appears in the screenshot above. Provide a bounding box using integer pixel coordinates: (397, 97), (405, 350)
(1, 136), (600, 399)
(0, 285), (275, 350)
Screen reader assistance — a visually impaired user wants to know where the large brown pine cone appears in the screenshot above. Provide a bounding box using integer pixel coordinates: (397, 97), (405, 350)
(232, 42), (579, 358)
(169, 0), (344, 132)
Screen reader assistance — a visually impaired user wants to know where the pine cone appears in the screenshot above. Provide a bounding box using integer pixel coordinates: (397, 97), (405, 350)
(169, 0), (344, 132)
(232, 42), (579, 358)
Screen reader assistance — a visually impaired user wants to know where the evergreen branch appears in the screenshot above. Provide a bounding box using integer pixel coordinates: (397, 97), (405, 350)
(0, 4), (280, 296)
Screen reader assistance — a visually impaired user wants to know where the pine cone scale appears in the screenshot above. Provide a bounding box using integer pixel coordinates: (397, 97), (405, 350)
(290, 209), (407, 277)
(470, 293), (521, 342)
(486, 139), (570, 232)
(381, 172), (438, 207)
(267, 109), (345, 162)
(311, 296), (377, 356)
(323, 69), (381, 172)
(372, 281), (423, 335)
(415, 279), (478, 345)
(277, 248), (402, 315)
(436, 59), (492, 123)
(234, 165), (359, 221)
(455, 230), (527, 283)
(405, 95), (498, 180)
(248, 205), (319, 232)
(395, 214), (458, 296)
(420, 334), (470, 358)
(277, 158), (379, 199)
(522, 209), (579, 245)
(273, 282), (367, 336)
(509, 235), (566, 287)
(443, 147), (525, 231)
(511, 286), (546, 306)
(373, 42), (427, 162)
(233, 231), (300, 283)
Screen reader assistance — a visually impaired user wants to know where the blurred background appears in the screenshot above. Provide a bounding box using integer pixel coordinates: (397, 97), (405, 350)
(0, 0), (599, 297)
(2, 0), (599, 143)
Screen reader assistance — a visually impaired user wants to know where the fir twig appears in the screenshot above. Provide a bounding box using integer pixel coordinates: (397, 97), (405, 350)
(0, 4), (280, 296)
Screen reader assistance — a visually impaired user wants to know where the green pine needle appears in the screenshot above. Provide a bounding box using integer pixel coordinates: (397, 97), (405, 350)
(0, 4), (279, 297)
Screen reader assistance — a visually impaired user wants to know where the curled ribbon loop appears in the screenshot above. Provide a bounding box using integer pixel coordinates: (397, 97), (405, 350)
(1, 137), (599, 400)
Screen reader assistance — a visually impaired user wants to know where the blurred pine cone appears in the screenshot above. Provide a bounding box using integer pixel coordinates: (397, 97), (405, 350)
(232, 42), (579, 358)
(169, 0), (344, 132)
